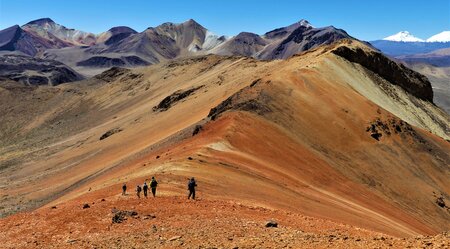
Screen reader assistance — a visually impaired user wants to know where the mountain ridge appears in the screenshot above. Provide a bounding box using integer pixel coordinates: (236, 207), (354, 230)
(0, 18), (354, 76)
(0, 40), (448, 239)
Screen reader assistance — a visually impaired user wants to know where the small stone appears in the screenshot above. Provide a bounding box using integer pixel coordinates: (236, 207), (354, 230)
(436, 197), (446, 208)
(265, 221), (278, 228)
(168, 236), (182, 241)
(192, 125), (202, 136)
(142, 214), (156, 220)
(82, 203), (90, 209)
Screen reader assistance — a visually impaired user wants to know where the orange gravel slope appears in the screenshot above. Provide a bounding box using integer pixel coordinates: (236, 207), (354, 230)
(0, 40), (449, 246)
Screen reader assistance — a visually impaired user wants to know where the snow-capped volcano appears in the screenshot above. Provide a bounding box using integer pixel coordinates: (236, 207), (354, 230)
(383, 31), (424, 42)
(426, 31), (450, 42)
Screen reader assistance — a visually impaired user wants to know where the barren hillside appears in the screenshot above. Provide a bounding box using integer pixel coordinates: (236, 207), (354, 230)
(0, 40), (449, 247)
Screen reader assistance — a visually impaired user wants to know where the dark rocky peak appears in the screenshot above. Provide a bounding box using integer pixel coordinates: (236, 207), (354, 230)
(217, 35), (227, 42)
(282, 25), (351, 46)
(234, 32), (266, 45)
(108, 26), (137, 35)
(182, 19), (204, 29)
(280, 25), (313, 43)
(157, 19), (205, 31)
(158, 22), (176, 29)
(264, 19), (313, 40)
(288, 19), (313, 30)
(0, 25), (25, 53)
(0, 25), (22, 45)
(24, 18), (55, 26)
(104, 26), (138, 45)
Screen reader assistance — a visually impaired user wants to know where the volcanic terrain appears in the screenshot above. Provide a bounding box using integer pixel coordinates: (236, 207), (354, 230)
(0, 39), (449, 248)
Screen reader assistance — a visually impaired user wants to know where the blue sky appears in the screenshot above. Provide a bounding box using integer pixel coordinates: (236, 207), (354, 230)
(0, 0), (449, 41)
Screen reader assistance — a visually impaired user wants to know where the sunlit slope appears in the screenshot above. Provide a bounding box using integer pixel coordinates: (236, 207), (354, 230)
(0, 40), (448, 237)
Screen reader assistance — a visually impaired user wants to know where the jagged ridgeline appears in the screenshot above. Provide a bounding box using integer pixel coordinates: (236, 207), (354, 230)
(0, 18), (353, 79)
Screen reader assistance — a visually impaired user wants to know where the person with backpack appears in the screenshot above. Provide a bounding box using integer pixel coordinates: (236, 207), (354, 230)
(150, 177), (158, 197)
(143, 182), (148, 198)
(122, 183), (127, 195)
(136, 185), (142, 198)
(188, 177), (197, 200)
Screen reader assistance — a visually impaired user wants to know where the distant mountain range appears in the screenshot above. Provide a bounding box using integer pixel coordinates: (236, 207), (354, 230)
(368, 31), (450, 114)
(381, 31), (450, 43)
(0, 18), (353, 79)
(370, 31), (450, 56)
(0, 19), (448, 114)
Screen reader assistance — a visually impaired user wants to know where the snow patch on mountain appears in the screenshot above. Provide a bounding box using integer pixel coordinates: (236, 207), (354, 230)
(383, 31), (424, 42)
(202, 30), (227, 50)
(426, 31), (450, 42)
(298, 19), (313, 28)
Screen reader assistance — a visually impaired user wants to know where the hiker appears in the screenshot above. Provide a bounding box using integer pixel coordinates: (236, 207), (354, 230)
(136, 185), (142, 198)
(122, 183), (127, 195)
(150, 176), (158, 197)
(143, 182), (148, 198)
(188, 177), (197, 200)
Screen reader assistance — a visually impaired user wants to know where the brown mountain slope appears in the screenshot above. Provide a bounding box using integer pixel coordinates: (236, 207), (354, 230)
(2, 194), (449, 248)
(0, 40), (449, 242)
(405, 63), (450, 115)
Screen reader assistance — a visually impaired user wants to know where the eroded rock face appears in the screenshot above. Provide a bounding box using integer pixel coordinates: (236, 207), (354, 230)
(436, 197), (446, 208)
(0, 54), (83, 85)
(192, 125), (202, 136)
(99, 128), (123, 140)
(153, 85), (204, 112)
(208, 79), (272, 120)
(332, 46), (433, 102)
(365, 117), (423, 142)
(94, 67), (133, 82)
(76, 56), (150, 68)
(111, 209), (138, 223)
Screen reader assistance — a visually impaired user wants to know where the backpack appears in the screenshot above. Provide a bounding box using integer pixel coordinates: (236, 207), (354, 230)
(137, 186), (142, 192)
(151, 179), (158, 188)
(188, 180), (196, 189)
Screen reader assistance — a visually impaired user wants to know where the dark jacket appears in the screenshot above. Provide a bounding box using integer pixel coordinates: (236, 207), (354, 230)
(188, 180), (197, 190)
(150, 179), (158, 188)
